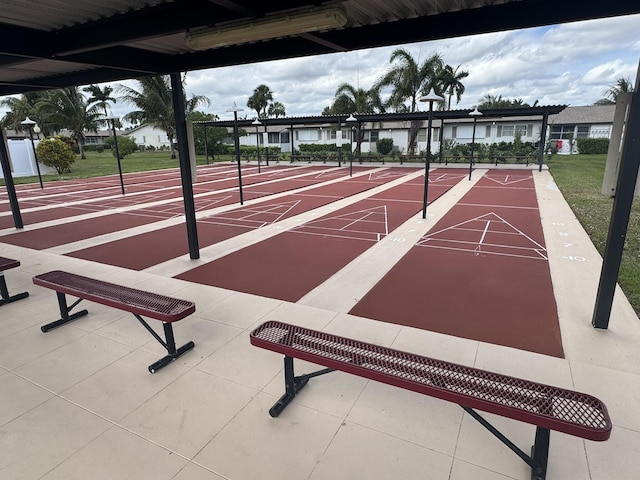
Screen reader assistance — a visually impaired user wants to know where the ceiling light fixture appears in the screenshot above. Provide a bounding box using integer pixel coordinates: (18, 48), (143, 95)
(185, 6), (348, 50)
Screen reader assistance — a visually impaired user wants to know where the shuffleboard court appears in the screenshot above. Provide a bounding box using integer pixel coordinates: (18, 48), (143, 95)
(65, 168), (414, 270)
(175, 169), (464, 302)
(0, 165), (348, 247)
(349, 170), (564, 358)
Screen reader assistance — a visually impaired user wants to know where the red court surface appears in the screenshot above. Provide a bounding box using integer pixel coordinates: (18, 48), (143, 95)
(176, 169), (464, 302)
(349, 170), (564, 358)
(0, 165), (356, 248)
(65, 168), (418, 270)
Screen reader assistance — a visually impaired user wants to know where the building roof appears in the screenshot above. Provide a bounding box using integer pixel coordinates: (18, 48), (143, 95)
(0, 1), (638, 96)
(549, 105), (617, 125)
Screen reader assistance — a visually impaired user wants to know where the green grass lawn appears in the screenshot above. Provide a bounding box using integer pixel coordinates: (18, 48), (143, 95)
(547, 154), (640, 315)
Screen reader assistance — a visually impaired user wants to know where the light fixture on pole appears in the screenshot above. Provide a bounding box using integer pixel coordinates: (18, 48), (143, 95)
(33, 124), (41, 139)
(185, 6), (347, 50)
(104, 116), (125, 195)
(468, 107), (483, 180)
(20, 117), (43, 188)
(227, 102), (244, 205)
(252, 118), (262, 173)
(345, 114), (357, 177)
(419, 88), (444, 218)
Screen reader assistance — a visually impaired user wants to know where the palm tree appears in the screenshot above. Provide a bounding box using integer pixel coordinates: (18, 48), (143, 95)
(83, 84), (116, 117)
(0, 91), (51, 134)
(374, 49), (445, 153)
(39, 87), (102, 159)
(267, 101), (286, 118)
(477, 94), (539, 109)
(247, 84), (274, 119)
(118, 75), (210, 159)
(440, 64), (469, 110)
(594, 77), (634, 105)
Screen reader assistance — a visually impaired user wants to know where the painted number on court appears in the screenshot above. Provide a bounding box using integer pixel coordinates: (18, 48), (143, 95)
(391, 237), (406, 243)
(563, 255), (586, 262)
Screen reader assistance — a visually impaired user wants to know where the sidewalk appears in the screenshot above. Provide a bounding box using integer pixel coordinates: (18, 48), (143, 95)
(0, 165), (638, 480)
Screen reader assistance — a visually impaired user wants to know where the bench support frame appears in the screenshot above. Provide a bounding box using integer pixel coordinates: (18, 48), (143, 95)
(0, 272), (29, 306)
(41, 292), (195, 373)
(272, 355), (550, 480)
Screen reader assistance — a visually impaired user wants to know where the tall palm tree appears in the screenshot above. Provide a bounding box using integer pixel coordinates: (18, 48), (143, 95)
(83, 84), (116, 117)
(118, 75), (210, 159)
(375, 49), (444, 153)
(440, 64), (469, 110)
(267, 101), (286, 118)
(594, 77), (634, 105)
(40, 87), (102, 159)
(247, 84), (274, 119)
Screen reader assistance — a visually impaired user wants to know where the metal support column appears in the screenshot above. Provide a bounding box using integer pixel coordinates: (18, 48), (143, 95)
(538, 111), (549, 172)
(592, 64), (640, 329)
(0, 129), (23, 228)
(170, 72), (200, 260)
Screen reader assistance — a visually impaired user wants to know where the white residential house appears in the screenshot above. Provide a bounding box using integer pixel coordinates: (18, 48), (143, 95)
(125, 124), (171, 150)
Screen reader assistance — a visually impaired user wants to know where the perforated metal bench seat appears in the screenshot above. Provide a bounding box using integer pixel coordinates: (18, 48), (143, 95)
(250, 321), (612, 480)
(0, 256), (29, 306)
(33, 271), (195, 373)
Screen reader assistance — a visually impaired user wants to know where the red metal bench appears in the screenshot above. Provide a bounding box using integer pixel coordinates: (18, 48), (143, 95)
(33, 271), (195, 373)
(0, 257), (29, 306)
(250, 321), (611, 480)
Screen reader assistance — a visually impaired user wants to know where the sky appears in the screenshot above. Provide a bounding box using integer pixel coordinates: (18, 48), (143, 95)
(13, 13), (640, 124)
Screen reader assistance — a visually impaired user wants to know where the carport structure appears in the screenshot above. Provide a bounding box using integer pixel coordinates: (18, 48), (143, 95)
(1, 0), (639, 328)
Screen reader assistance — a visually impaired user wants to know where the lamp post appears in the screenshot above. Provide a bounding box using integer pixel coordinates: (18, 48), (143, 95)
(203, 123), (209, 165)
(227, 102), (244, 205)
(21, 117), (43, 188)
(104, 116), (125, 195)
(419, 88), (444, 218)
(346, 114), (357, 177)
(468, 107), (483, 180)
(336, 123), (342, 167)
(252, 118), (262, 173)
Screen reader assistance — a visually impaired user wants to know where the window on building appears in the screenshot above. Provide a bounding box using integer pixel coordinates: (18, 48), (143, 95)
(485, 125), (492, 137)
(501, 125), (515, 136)
(329, 130), (337, 140)
(451, 126), (458, 138)
(295, 130), (319, 141)
(268, 132), (280, 143)
(550, 125), (576, 140)
(577, 125), (590, 137)
(280, 131), (290, 143)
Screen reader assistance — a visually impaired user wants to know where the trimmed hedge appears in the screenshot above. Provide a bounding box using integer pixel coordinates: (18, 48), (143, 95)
(576, 138), (609, 154)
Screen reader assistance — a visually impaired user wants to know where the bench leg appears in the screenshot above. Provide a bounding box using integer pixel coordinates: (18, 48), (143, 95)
(0, 272), (29, 306)
(41, 292), (88, 332)
(269, 356), (334, 417)
(531, 427), (550, 480)
(134, 316), (194, 373)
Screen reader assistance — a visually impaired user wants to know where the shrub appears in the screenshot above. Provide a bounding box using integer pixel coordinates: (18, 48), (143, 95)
(36, 137), (76, 174)
(376, 138), (394, 155)
(104, 136), (137, 159)
(576, 138), (609, 154)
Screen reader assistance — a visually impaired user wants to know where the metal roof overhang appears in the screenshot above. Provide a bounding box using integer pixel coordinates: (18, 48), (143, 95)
(0, 0), (639, 96)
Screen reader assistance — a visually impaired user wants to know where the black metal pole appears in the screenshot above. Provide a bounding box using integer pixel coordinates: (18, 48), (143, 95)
(469, 118), (477, 181)
(349, 127), (354, 177)
(255, 124), (261, 173)
(422, 104), (434, 219)
(592, 66), (640, 329)
(28, 127), (43, 188)
(110, 119), (125, 195)
(203, 124), (209, 165)
(0, 129), (23, 228)
(538, 111), (549, 172)
(170, 72), (199, 259)
(264, 118), (269, 166)
(233, 111), (244, 205)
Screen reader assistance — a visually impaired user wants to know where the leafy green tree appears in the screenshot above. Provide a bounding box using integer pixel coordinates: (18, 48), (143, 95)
(594, 77), (634, 105)
(440, 64), (469, 110)
(118, 75), (210, 159)
(247, 84), (274, 119)
(39, 87), (102, 159)
(83, 84), (116, 117)
(374, 49), (445, 153)
(36, 137), (75, 174)
(104, 135), (136, 159)
(189, 111), (228, 159)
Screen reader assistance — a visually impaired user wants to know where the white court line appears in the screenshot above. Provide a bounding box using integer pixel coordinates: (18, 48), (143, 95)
(478, 220), (491, 245)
